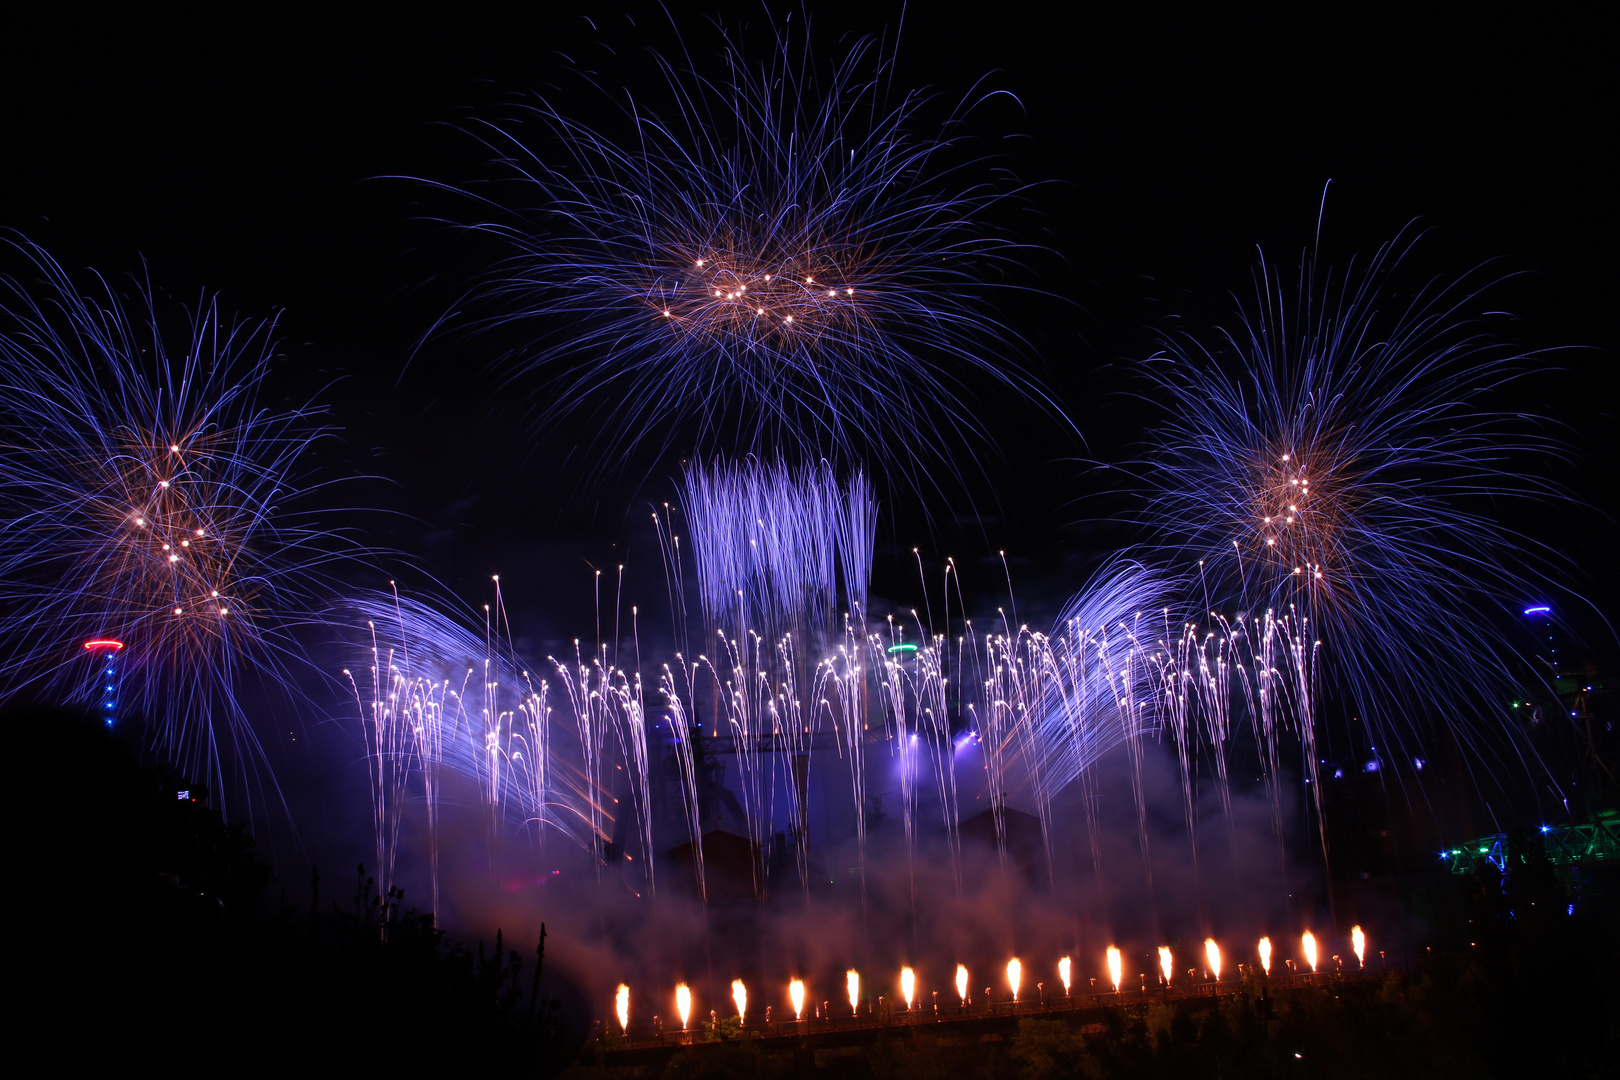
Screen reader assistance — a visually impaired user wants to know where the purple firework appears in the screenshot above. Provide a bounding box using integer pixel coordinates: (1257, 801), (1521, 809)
(422, 14), (1058, 480)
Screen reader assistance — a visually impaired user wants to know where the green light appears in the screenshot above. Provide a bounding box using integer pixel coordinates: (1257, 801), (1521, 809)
(887, 644), (918, 653)
(1479, 848), (1489, 854)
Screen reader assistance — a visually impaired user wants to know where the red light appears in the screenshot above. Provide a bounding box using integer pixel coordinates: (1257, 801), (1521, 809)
(83, 639), (124, 651)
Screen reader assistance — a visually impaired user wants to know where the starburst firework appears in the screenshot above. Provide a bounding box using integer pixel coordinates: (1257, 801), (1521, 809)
(0, 237), (356, 801)
(425, 15), (1056, 479)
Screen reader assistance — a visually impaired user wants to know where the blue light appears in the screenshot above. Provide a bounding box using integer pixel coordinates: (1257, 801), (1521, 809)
(1541, 825), (1549, 833)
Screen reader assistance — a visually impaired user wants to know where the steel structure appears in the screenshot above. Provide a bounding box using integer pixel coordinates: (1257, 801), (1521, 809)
(1441, 812), (1619, 874)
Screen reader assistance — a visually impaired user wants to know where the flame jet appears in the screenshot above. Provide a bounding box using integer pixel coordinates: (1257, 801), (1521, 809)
(789, 979), (806, 1021)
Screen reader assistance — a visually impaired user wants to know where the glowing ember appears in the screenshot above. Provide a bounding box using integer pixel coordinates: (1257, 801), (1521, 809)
(1258, 937), (1273, 975)
(1205, 938), (1222, 980)
(1302, 931), (1318, 972)
(615, 984), (630, 1032)
(675, 984), (692, 1030)
(1351, 925), (1366, 967)
(846, 969), (860, 1015)
(1058, 956), (1072, 996)
(900, 967), (916, 1009)
(1158, 946), (1174, 986)
(789, 979), (806, 1020)
(955, 964), (969, 1002)
(732, 979), (747, 1024)
(1006, 957), (1022, 1001)
(1106, 946), (1123, 991)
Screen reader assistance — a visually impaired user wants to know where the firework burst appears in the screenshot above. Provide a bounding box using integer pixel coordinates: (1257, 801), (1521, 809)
(424, 14), (1056, 478)
(1139, 226), (1570, 770)
(0, 237), (356, 802)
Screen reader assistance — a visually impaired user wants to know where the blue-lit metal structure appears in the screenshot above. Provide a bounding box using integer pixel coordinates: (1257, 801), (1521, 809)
(1441, 812), (1619, 875)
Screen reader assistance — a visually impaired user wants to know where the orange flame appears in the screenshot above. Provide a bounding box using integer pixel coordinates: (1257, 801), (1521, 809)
(1158, 946), (1173, 986)
(789, 978), (806, 1020)
(615, 984), (629, 1032)
(900, 967), (916, 1009)
(1258, 936), (1273, 975)
(846, 969), (860, 1015)
(1106, 946), (1123, 991)
(675, 984), (692, 1030)
(731, 979), (747, 1024)
(1302, 930), (1318, 972)
(955, 963), (969, 1002)
(1204, 939), (1222, 980)
(1351, 925), (1366, 968)
(1058, 956), (1072, 996)
(1006, 957), (1022, 1001)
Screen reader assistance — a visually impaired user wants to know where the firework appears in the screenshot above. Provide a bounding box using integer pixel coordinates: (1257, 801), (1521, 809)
(1139, 227), (1571, 786)
(0, 237), (356, 806)
(427, 15), (1055, 477)
(677, 457), (873, 647)
(342, 586), (603, 896)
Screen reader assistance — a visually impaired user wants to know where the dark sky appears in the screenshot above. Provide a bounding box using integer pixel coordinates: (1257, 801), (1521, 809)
(4, 1), (1615, 632)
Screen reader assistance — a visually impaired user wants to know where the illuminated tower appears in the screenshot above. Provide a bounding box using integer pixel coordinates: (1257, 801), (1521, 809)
(82, 639), (124, 727)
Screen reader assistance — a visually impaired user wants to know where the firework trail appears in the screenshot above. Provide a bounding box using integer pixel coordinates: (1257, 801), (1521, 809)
(0, 236), (357, 811)
(656, 458), (875, 895)
(678, 457), (873, 651)
(342, 587), (604, 902)
(422, 14), (1058, 481)
(1139, 226), (1572, 833)
(966, 559), (1169, 888)
(348, 481), (1175, 922)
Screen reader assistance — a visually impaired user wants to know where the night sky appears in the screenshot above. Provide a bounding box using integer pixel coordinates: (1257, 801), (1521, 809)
(5, 3), (1615, 850)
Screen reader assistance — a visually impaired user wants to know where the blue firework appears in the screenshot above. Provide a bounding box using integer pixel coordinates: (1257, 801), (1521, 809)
(426, 15), (1055, 477)
(1138, 226), (1571, 769)
(0, 236), (356, 803)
